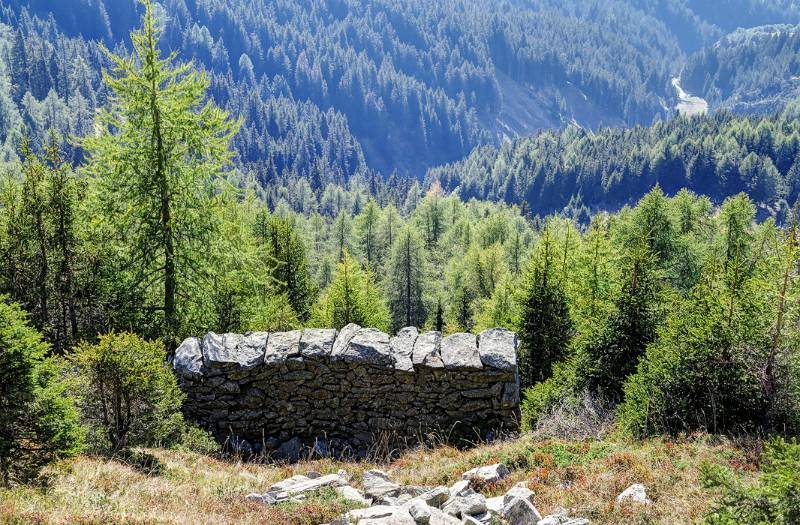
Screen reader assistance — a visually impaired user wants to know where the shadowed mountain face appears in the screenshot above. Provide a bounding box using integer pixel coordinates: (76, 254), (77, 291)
(1, 0), (799, 187)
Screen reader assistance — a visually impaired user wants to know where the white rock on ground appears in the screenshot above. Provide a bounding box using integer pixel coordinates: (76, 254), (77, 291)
(254, 473), (348, 504)
(336, 485), (371, 505)
(503, 496), (542, 525)
(537, 516), (589, 525)
(616, 483), (652, 505)
(485, 495), (504, 515)
(448, 479), (473, 497)
(363, 469), (402, 501)
(461, 463), (510, 485)
(419, 486), (451, 508)
(442, 493), (487, 518)
(503, 481), (536, 505)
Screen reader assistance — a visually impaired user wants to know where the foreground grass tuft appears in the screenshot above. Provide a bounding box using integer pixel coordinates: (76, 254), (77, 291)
(0, 434), (758, 525)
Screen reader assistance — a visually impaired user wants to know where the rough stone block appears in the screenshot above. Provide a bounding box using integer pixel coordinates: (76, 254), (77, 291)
(440, 333), (482, 370)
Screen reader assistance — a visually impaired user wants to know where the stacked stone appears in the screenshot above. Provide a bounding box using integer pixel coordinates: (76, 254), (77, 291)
(172, 324), (519, 458)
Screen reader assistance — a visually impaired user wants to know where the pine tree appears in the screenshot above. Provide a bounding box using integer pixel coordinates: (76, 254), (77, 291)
(81, 0), (239, 342)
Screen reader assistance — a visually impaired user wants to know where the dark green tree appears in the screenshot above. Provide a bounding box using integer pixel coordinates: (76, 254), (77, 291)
(386, 226), (428, 331)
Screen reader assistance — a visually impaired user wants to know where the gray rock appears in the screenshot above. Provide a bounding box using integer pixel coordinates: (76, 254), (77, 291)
(270, 474), (311, 491)
(363, 469), (401, 501)
(264, 330), (302, 364)
(336, 485), (371, 505)
(348, 505), (400, 521)
(448, 480), (473, 498)
(485, 496), (504, 515)
(408, 499), (432, 523)
(440, 333), (482, 370)
(238, 332), (270, 367)
(332, 323), (361, 356)
(462, 513), (492, 525)
(477, 328), (518, 370)
(245, 492), (265, 503)
(173, 337), (203, 376)
(462, 463), (509, 485)
(335, 328), (393, 366)
(413, 331), (444, 368)
(301, 328), (337, 359)
(390, 327), (418, 372)
(442, 493), (487, 518)
(502, 481), (535, 505)
(503, 496), (542, 525)
(427, 508), (462, 525)
(616, 483), (651, 505)
(268, 473), (347, 501)
(204, 332), (259, 368)
(274, 437), (302, 461)
(419, 486), (451, 508)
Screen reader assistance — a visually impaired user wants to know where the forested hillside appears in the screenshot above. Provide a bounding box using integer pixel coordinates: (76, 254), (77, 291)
(682, 24), (800, 114)
(428, 110), (800, 218)
(3, 0), (800, 186)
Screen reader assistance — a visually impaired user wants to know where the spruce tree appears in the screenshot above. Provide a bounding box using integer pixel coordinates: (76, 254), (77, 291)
(81, 0), (239, 342)
(386, 225), (428, 332)
(516, 222), (573, 387)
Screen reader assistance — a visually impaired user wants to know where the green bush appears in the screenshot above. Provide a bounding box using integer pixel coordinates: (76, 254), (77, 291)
(70, 332), (186, 453)
(702, 438), (800, 524)
(520, 358), (579, 431)
(0, 297), (84, 484)
(618, 286), (767, 437)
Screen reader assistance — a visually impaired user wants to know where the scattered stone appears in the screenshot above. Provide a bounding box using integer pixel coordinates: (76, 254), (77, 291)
(348, 505), (400, 520)
(440, 333), (482, 369)
(503, 481), (535, 505)
(244, 492), (264, 503)
(616, 483), (652, 505)
(442, 493), (487, 518)
(306, 471), (321, 479)
(485, 496), (504, 515)
(251, 473), (348, 504)
(408, 499), (433, 523)
(503, 496), (542, 525)
(419, 486), (451, 508)
(337, 485), (371, 505)
(363, 469), (401, 501)
(449, 480), (473, 497)
(462, 463), (510, 485)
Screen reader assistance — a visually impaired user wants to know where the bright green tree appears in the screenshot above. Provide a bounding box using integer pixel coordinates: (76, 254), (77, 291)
(81, 0), (239, 342)
(262, 217), (314, 321)
(311, 251), (390, 331)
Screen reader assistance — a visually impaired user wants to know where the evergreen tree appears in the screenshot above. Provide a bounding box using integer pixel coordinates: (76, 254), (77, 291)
(263, 217), (314, 321)
(310, 251), (390, 331)
(516, 222), (573, 387)
(356, 199), (380, 267)
(386, 225), (428, 332)
(81, 0), (239, 343)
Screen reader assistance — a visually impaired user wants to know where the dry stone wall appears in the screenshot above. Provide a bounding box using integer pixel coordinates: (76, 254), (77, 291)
(172, 324), (520, 459)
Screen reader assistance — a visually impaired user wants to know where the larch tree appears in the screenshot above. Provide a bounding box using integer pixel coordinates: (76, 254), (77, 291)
(81, 0), (239, 342)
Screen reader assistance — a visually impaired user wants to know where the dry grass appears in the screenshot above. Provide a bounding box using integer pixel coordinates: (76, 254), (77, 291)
(0, 434), (758, 525)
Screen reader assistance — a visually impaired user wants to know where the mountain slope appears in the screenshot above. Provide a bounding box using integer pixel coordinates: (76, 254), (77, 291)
(682, 24), (800, 114)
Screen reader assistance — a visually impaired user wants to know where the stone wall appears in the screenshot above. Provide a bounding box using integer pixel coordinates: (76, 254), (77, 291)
(172, 324), (520, 459)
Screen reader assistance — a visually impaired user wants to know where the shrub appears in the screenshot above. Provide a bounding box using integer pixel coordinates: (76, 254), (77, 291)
(618, 286), (768, 437)
(702, 438), (800, 524)
(70, 332), (186, 453)
(0, 297), (84, 484)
